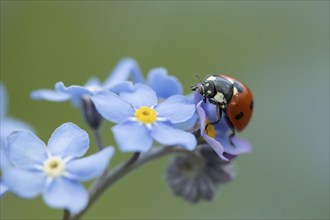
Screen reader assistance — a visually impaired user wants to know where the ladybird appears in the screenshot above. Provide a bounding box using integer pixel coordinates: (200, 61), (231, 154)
(191, 74), (254, 145)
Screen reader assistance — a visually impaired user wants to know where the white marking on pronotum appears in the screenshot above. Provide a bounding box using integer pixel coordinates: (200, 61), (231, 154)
(206, 76), (217, 81)
(207, 90), (212, 94)
(214, 92), (226, 103)
(233, 87), (238, 95)
(225, 77), (234, 84)
(205, 83), (210, 86)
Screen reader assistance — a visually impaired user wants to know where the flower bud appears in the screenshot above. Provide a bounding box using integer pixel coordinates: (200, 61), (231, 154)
(166, 144), (235, 203)
(81, 95), (102, 129)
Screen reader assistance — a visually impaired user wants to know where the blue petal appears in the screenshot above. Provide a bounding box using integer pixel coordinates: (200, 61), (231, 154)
(84, 77), (101, 88)
(103, 58), (144, 88)
(31, 89), (70, 102)
(1, 117), (34, 168)
(193, 91), (203, 103)
(120, 84), (157, 108)
(0, 82), (7, 118)
(1, 117), (34, 141)
(194, 92), (218, 122)
(112, 121), (153, 152)
(156, 95), (196, 124)
(213, 115), (232, 136)
(1, 142), (10, 169)
(173, 93), (198, 130)
(203, 102), (217, 122)
(0, 180), (8, 197)
(109, 81), (135, 94)
(196, 101), (228, 161)
(66, 147), (114, 181)
(43, 178), (88, 214)
(7, 131), (47, 168)
(47, 123), (89, 159)
(55, 81), (93, 96)
(147, 68), (183, 99)
(92, 90), (134, 123)
(3, 168), (45, 198)
(217, 134), (252, 156)
(55, 82), (93, 106)
(151, 122), (196, 150)
(174, 113), (199, 130)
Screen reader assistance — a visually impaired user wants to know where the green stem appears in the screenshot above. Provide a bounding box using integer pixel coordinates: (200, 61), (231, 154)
(62, 209), (70, 220)
(93, 128), (104, 151)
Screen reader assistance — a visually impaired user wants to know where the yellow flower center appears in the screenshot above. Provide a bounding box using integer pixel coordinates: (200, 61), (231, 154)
(135, 106), (157, 124)
(43, 156), (65, 178)
(205, 120), (216, 138)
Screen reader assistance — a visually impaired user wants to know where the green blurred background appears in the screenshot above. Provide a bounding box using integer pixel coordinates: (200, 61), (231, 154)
(1, 1), (329, 219)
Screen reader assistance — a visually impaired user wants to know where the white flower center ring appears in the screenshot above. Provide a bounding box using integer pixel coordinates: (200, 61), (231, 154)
(43, 156), (66, 178)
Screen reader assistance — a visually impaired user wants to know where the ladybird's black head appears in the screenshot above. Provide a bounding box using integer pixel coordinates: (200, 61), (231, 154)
(191, 75), (202, 91)
(191, 75), (216, 102)
(191, 75), (204, 95)
(191, 83), (205, 95)
(202, 81), (216, 98)
(190, 84), (199, 92)
(191, 83), (216, 104)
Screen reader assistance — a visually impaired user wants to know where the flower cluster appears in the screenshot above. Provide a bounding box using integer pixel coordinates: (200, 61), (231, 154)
(1, 58), (252, 217)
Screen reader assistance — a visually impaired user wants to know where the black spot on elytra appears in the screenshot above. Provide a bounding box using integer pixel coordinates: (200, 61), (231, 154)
(250, 100), (254, 109)
(235, 112), (244, 120)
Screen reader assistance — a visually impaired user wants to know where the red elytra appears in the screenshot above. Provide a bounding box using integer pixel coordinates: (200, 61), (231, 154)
(221, 75), (253, 131)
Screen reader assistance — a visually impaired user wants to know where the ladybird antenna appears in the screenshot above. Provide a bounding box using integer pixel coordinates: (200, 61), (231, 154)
(195, 74), (203, 84)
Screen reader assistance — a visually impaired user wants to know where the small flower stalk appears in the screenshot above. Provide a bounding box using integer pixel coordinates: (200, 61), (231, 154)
(1, 58), (253, 219)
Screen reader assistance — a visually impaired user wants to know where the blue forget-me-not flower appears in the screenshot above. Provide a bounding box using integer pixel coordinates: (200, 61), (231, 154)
(3, 122), (114, 213)
(195, 94), (252, 161)
(92, 84), (197, 152)
(130, 65), (198, 131)
(145, 68), (198, 131)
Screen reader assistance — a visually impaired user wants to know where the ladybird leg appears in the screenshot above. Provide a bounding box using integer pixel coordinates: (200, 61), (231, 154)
(191, 128), (201, 138)
(208, 99), (218, 105)
(205, 105), (222, 133)
(229, 130), (236, 147)
(225, 114), (236, 147)
(190, 85), (198, 91)
(210, 105), (222, 125)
